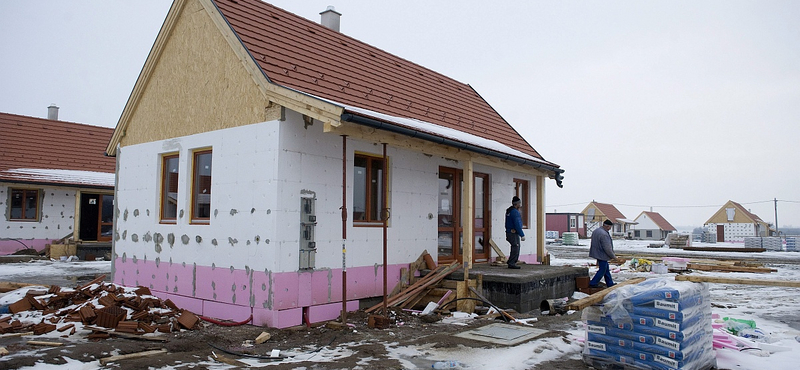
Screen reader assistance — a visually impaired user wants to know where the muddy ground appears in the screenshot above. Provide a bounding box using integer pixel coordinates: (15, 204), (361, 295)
(0, 304), (589, 369)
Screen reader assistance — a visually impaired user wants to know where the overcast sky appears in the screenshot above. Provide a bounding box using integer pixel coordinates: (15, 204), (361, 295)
(2, 1), (798, 229)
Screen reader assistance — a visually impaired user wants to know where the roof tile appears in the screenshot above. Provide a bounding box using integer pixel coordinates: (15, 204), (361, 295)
(0, 112), (115, 187)
(212, 0), (548, 162)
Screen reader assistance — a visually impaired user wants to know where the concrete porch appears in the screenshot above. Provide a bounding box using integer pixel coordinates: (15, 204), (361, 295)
(445, 263), (589, 314)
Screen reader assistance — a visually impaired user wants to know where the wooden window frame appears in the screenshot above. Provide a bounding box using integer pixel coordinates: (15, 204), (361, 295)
(9, 188), (40, 221)
(353, 152), (388, 227)
(160, 153), (180, 224)
(190, 149), (212, 224)
(513, 178), (530, 229)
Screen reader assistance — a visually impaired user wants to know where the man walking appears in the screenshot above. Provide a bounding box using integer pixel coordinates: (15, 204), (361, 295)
(589, 219), (616, 288)
(505, 196), (525, 269)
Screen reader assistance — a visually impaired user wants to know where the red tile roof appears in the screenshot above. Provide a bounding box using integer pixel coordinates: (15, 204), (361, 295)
(730, 200), (765, 223)
(212, 0), (550, 164)
(591, 202), (627, 223)
(0, 112), (115, 188)
(641, 211), (676, 231)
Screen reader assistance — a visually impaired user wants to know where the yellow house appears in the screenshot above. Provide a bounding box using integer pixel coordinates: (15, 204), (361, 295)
(704, 200), (774, 242)
(580, 201), (636, 237)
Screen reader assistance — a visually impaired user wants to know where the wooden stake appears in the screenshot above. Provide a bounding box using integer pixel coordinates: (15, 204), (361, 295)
(27, 341), (63, 347)
(99, 348), (167, 366)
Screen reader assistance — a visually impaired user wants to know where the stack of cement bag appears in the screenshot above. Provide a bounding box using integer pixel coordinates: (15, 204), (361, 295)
(582, 278), (716, 370)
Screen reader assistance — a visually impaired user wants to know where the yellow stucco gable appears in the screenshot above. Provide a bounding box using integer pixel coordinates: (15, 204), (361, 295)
(115, 0), (276, 151)
(705, 200), (757, 224)
(106, 0), (343, 156)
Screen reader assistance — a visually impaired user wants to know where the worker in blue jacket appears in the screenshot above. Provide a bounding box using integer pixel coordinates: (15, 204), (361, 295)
(589, 219), (616, 288)
(505, 196), (525, 269)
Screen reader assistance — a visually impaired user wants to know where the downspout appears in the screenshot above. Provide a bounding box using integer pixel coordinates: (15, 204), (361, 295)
(381, 143), (389, 315)
(340, 113), (564, 186)
(341, 135), (348, 323)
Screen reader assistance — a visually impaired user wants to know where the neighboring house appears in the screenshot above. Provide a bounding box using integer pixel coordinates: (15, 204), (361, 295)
(0, 109), (115, 255)
(545, 213), (586, 238)
(580, 201), (636, 237)
(105, 0), (563, 328)
(631, 211), (676, 240)
(704, 200), (774, 242)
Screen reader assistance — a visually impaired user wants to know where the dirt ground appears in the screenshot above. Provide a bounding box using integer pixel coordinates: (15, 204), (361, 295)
(0, 305), (590, 369)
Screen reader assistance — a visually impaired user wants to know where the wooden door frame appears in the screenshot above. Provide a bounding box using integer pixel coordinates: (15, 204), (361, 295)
(436, 166), (490, 264)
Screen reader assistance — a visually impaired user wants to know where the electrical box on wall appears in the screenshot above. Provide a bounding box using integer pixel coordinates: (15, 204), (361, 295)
(299, 196), (317, 269)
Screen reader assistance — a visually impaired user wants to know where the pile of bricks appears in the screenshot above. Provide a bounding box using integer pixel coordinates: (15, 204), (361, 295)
(0, 275), (199, 339)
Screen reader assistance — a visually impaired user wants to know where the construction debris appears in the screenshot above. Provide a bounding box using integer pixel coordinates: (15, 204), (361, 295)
(0, 274), (198, 340)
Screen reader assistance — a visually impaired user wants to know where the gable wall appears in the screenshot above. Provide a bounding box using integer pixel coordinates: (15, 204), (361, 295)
(1, 183), (76, 254)
(706, 202), (755, 224)
(118, 0), (276, 150)
(634, 213), (659, 230)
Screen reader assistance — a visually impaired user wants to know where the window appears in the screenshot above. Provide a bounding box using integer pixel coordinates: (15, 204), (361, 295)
(569, 216), (576, 229)
(513, 179), (529, 228)
(161, 154), (179, 222)
(9, 188), (40, 221)
(353, 153), (386, 224)
(646, 230), (653, 238)
(634, 230), (640, 238)
(191, 149), (212, 223)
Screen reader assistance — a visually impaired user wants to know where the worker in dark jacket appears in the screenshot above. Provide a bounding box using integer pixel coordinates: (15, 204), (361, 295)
(589, 219), (616, 288)
(505, 196), (525, 269)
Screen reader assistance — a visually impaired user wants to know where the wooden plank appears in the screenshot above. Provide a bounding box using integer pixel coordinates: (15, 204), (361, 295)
(389, 267), (409, 298)
(488, 239), (507, 260)
(566, 278), (647, 311)
(213, 352), (250, 367)
(27, 341), (63, 347)
(100, 348), (168, 366)
(687, 263), (776, 274)
(675, 275), (800, 287)
(365, 262), (458, 313)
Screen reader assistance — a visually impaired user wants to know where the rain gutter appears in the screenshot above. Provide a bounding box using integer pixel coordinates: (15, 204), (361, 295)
(340, 113), (565, 185)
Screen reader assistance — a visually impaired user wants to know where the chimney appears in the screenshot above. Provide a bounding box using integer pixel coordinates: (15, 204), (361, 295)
(47, 104), (59, 120)
(320, 6), (341, 32)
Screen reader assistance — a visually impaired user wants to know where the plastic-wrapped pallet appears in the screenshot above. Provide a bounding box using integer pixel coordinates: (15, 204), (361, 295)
(786, 237), (797, 252)
(582, 278), (715, 370)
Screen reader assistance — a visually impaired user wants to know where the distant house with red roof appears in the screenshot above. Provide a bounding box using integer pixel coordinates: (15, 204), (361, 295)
(704, 200), (774, 242)
(580, 201), (636, 237)
(631, 211), (676, 240)
(105, 0), (562, 328)
(0, 109), (115, 255)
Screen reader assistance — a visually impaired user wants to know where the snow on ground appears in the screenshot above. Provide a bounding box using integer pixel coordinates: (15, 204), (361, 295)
(3, 241), (800, 369)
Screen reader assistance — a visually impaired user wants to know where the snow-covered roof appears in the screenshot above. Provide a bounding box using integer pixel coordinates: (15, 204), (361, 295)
(1, 168), (114, 188)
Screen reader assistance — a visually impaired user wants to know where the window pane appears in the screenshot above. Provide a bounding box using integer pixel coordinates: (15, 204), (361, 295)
(474, 176), (484, 224)
(369, 158), (383, 221)
(162, 155), (179, 220)
(438, 231), (453, 256)
(353, 156), (367, 221)
(193, 151), (212, 220)
(101, 195), (114, 223)
(474, 232), (485, 254)
(23, 191), (37, 219)
(10, 190), (23, 219)
(438, 173), (453, 227)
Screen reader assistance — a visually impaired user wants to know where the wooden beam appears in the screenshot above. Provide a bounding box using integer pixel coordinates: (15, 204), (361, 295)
(566, 277), (647, 311)
(675, 275), (800, 287)
(463, 159), (474, 271)
(536, 175), (546, 263)
(100, 349), (168, 366)
(488, 239), (507, 261)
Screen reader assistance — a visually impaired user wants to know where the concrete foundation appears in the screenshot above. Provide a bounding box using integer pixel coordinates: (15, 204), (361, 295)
(447, 263), (589, 314)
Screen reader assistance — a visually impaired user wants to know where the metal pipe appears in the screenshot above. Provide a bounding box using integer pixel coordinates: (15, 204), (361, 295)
(340, 113), (564, 186)
(341, 135), (348, 323)
(382, 143), (389, 315)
